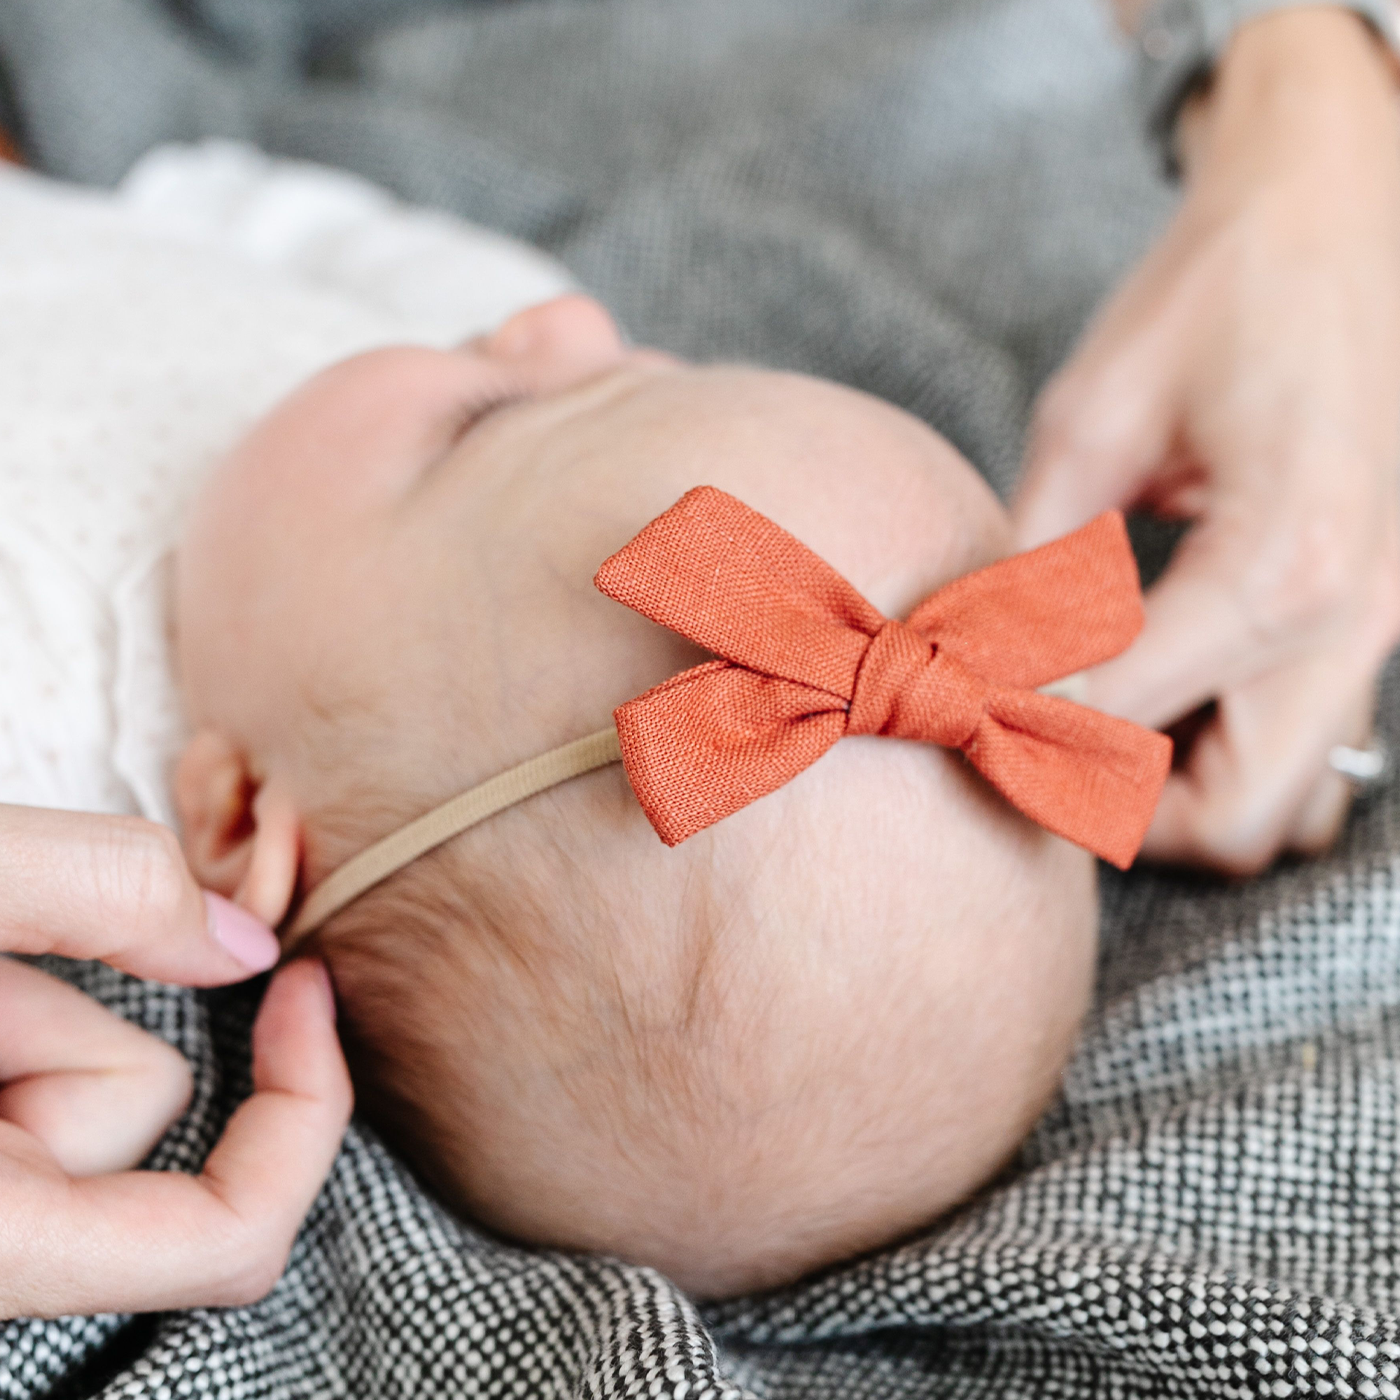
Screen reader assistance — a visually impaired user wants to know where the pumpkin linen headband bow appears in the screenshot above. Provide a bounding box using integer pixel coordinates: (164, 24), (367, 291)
(283, 487), (1171, 949)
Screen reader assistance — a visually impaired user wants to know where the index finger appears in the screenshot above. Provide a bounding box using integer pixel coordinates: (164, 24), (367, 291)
(0, 959), (351, 1319)
(0, 805), (279, 984)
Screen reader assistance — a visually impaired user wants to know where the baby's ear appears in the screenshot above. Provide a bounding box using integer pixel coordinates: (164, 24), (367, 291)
(174, 731), (302, 928)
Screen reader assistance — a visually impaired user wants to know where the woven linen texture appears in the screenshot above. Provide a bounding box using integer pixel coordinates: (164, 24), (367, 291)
(597, 489), (1168, 864)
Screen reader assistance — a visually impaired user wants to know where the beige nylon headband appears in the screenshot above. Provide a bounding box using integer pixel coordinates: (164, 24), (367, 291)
(281, 727), (623, 956)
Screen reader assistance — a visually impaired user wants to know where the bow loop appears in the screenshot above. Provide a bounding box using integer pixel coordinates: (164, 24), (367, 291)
(594, 486), (876, 696)
(596, 487), (1170, 866)
(906, 511), (1146, 688)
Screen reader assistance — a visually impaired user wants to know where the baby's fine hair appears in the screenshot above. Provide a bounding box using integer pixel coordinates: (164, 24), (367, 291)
(301, 733), (1096, 1298)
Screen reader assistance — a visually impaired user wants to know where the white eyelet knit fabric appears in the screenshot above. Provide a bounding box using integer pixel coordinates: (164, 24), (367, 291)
(0, 142), (572, 826)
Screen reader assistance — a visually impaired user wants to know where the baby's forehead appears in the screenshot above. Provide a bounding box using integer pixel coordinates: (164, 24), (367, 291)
(181, 354), (1010, 745)
(661, 370), (1012, 608)
(514, 363), (1012, 606)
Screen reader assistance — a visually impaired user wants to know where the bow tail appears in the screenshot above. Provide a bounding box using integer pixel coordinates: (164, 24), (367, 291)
(966, 692), (1172, 869)
(615, 662), (849, 845)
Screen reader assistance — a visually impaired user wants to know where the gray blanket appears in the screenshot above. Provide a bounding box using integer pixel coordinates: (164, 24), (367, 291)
(4, 4), (1398, 1398)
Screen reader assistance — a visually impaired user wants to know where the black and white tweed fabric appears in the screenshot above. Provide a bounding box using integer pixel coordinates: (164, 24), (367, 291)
(5, 1), (1400, 1396)
(6, 675), (1400, 1400)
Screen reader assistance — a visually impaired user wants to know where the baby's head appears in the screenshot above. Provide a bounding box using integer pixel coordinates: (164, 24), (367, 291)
(174, 295), (1098, 1297)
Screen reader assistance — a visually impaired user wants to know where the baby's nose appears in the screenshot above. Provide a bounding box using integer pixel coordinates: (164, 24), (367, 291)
(482, 294), (625, 371)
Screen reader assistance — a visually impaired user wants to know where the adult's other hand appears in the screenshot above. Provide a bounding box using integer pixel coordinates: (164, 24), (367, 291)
(0, 803), (352, 1319)
(1016, 7), (1400, 874)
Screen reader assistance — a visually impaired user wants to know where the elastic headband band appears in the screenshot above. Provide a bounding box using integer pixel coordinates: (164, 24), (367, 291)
(282, 488), (1169, 955)
(283, 674), (1091, 956)
(281, 726), (622, 955)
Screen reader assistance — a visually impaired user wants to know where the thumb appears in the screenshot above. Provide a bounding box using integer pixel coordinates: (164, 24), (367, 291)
(0, 804), (280, 985)
(1015, 354), (1177, 549)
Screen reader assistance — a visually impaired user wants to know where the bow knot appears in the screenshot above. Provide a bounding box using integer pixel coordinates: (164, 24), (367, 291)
(847, 624), (987, 749)
(594, 487), (1171, 868)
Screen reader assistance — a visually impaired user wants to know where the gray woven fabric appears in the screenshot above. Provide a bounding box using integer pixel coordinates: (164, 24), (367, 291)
(3, 3), (1398, 1398)
(0, 0), (1179, 495)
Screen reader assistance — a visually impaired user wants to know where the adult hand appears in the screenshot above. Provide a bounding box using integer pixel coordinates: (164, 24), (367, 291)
(0, 804), (352, 1320)
(1015, 6), (1400, 875)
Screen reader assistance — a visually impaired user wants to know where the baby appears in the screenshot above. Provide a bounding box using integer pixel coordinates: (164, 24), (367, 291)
(173, 293), (1162, 1298)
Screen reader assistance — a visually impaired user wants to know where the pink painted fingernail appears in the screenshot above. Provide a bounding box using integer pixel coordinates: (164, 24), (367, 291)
(204, 892), (280, 972)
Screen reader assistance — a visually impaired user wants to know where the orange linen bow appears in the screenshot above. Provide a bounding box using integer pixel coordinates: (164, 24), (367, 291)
(594, 487), (1171, 867)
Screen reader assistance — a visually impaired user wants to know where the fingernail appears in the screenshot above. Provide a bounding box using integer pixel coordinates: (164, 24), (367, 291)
(204, 891), (280, 972)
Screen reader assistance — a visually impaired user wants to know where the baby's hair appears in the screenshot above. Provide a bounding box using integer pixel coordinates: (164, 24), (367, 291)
(298, 742), (1096, 1298)
(308, 790), (815, 1290)
(178, 362), (1110, 1296)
